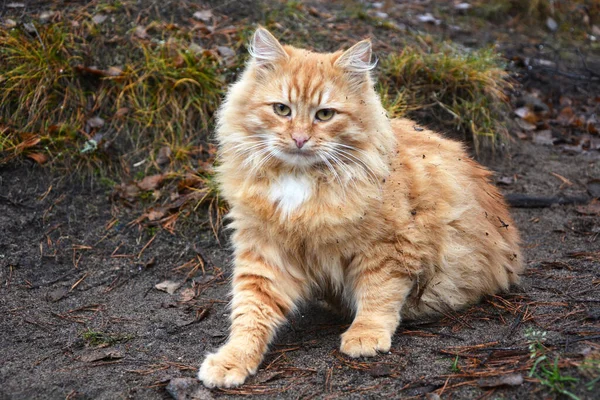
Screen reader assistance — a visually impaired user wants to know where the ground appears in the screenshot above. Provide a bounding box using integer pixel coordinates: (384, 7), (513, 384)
(1, 1), (600, 399)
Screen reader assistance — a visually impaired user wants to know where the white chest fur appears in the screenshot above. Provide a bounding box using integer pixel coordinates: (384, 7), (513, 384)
(268, 174), (312, 217)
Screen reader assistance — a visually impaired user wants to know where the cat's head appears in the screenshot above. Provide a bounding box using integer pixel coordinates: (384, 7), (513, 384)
(217, 27), (393, 176)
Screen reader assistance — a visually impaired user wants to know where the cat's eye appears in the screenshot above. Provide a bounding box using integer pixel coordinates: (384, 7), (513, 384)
(273, 103), (291, 117)
(315, 108), (335, 122)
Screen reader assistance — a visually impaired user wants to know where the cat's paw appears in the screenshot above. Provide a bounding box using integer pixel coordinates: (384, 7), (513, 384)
(198, 350), (253, 388)
(340, 329), (392, 358)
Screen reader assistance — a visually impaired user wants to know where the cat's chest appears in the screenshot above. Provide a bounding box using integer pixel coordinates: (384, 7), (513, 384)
(267, 173), (313, 217)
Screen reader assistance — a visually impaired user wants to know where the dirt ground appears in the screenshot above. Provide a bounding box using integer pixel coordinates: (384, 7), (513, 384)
(1, 138), (599, 400)
(1, 0), (600, 399)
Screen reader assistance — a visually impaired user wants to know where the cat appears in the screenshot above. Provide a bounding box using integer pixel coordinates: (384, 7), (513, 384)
(198, 27), (523, 388)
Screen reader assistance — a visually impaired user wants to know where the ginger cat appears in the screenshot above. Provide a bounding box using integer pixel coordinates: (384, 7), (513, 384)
(198, 28), (523, 388)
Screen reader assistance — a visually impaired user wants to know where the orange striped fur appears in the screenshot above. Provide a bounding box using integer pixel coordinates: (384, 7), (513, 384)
(198, 28), (523, 388)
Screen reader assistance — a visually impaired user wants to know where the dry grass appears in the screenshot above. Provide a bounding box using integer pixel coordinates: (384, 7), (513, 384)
(379, 39), (512, 153)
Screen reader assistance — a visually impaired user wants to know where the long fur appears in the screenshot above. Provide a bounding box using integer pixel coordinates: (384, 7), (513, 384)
(198, 28), (523, 388)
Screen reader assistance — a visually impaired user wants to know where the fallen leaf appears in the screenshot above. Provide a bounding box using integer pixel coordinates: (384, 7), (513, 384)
(46, 287), (68, 302)
(133, 26), (148, 39)
(92, 14), (107, 24)
(3, 19), (17, 28)
(137, 174), (164, 191)
(217, 46), (235, 58)
(106, 66), (122, 76)
(114, 107), (130, 118)
(155, 280), (181, 295)
(81, 349), (123, 363)
(576, 200), (600, 216)
(188, 43), (204, 55)
(156, 146), (172, 166)
(193, 10), (213, 22)
(146, 208), (166, 221)
(39, 11), (56, 22)
(478, 373), (523, 388)
(27, 152), (48, 164)
(515, 118), (536, 131)
(87, 116), (105, 129)
(557, 107), (574, 126)
(532, 130), (554, 146)
(514, 107), (538, 124)
(179, 287), (196, 302)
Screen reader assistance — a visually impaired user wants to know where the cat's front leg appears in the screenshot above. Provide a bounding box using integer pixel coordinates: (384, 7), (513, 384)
(198, 251), (299, 388)
(340, 251), (415, 358)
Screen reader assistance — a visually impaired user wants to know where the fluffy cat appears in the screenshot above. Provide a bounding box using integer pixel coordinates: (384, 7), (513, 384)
(198, 27), (523, 388)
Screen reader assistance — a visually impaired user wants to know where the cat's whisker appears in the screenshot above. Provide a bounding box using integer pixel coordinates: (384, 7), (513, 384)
(324, 143), (382, 191)
(319, 148), (358, 192)
(318, 152), (346, 200)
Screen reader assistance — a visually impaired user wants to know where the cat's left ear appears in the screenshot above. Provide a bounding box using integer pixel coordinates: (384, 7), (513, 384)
(249, 27), (289, 66)
(334, 39), (376, 73)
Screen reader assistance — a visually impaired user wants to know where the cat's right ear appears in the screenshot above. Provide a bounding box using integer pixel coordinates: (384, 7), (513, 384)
(249, 27), (288, 66)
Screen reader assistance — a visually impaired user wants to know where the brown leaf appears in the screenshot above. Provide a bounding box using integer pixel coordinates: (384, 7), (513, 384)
(156, 146), (172, 166)
(146, 208), (166, 221)
(133, 26), (148, 39)
(114, 107), (130, 118)
(576, 200), (600, 216)
(27, 152), (48, 164)
(557, 107), (575, 126)
(137, 174), (164, 191)
(179, 287), (196, 302)
(477, 373), (523, 388)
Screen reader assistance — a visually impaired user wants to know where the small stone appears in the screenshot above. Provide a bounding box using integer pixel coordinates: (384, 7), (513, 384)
(193, 10), (213, 22)
(39, 11), (56, 22)
(92, 14), (107, 24)
(546, 17), (558, 32)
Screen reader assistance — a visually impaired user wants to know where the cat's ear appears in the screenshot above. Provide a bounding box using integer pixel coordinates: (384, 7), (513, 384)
(249, 27), (288, 66)
(334, 39), (376, 73)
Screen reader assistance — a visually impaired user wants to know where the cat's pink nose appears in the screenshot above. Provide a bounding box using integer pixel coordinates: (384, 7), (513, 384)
(292, 135), (309, 149)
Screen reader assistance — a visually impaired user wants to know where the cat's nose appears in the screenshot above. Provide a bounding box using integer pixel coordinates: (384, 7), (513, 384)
(292, 134), (309, 149)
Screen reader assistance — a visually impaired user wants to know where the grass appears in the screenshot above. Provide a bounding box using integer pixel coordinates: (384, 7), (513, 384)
(1, 1), (519, 234)
(82, 328), (133, 346)
(379, 39), (512, 153)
